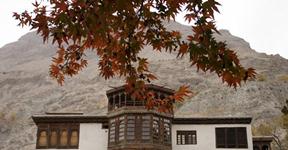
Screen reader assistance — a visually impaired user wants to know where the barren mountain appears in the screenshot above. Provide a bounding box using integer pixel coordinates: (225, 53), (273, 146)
(0, 21), (288, 150)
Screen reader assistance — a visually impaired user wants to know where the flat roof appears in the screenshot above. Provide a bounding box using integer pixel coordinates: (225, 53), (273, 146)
(32, 114), (252, 125)
(32, 115), (108, 124)
(253, 136), (274, 142)
(172, 117), (252, 124)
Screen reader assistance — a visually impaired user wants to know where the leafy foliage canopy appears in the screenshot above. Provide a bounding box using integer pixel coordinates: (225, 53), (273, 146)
(14, 0), (256, 112)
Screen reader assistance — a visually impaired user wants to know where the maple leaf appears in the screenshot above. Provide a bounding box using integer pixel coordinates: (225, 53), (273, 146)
(172, 86), (192, 102)
(177, 43), (189, 58)
(14, 0), (256, 111)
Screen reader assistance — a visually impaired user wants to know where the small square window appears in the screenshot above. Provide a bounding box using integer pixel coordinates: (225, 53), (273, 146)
(176, 130), (197, 145)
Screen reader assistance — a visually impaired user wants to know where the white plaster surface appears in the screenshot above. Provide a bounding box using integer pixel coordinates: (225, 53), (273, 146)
(79, 123), (108, 150)
(172, 124), (253, 150)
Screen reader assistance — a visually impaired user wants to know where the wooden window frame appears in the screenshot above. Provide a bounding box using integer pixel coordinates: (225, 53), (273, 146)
(152, 116), (160, 143)
(49, 125), (59, 148)
(163, 118), (171, 144)
(176, 130), (197, 145)
(108, 90), (172, 112)
(126, 115), (136, 142)
(36, 124), (49, 149)
(118, 116), (125, 142)
(36, 123), (79, 149)
(109, 118), (116, 143)
(141, 115), (151, 142)
(215, 127), (248, 148)
(69, 124), (80, 149)
(108, 114), (172, 146)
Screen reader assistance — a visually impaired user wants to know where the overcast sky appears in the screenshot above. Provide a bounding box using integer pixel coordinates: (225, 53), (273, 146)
(0, 0), (287, 58)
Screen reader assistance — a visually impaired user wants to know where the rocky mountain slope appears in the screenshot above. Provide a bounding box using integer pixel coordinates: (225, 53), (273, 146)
(0, 21), (288, 150)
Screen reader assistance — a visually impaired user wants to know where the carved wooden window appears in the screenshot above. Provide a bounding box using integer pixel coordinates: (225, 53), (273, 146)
(38, 130), (48, 147)
(114, 95), (120, 109)
(109, 119), (116, 143)
(59, 129), (68, 147)
(152, 116), (160, 143)
(126, 116), (135, 141)
(70, 126), (79, 148)
(126, 95), (133, 106)
(36, 124), (79, 149)
(215, 127), (248, 148)
(120, 93), (126, 107)
(163, 118), (171, 144)
(141, 115), (151, 141)
(177, 130), (197, 145)
(49, 130), (58, 147)
(135, 98), (144, 106)
(119, 116), (125, 141)
(108, 114), (171, 146)
(108, 97), (113, 111)
(70, 131), (78, 146)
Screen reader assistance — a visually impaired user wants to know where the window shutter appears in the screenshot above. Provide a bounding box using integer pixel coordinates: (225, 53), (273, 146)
(216, 128), (225, 148)
(126, 115), (135, 141)
(227, 128), (236, 148)
(142, 115), (151, 141)
(237, 127), (248, 148)
(216, 127), (248, 148)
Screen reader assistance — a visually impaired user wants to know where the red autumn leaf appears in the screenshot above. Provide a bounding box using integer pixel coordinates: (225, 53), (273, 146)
(14, 0), (256, 111)
(172, 85), (192, 102)
(177, 43), (189, 58)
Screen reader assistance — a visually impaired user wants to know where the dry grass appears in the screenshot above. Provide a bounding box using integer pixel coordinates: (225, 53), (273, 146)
(0, 112), (4, 120)
(9, 112), (16, 122)
(257, 74), (267, 81)
(278, 74), (288, 81)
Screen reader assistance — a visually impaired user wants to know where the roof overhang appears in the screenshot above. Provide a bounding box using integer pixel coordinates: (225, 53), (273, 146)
(172, 117), (252, 124)
(106, 84), (175, 96)
(32, 115), (252, 125)
(32, 115), (108, 124)
(253, 136), (274, 142)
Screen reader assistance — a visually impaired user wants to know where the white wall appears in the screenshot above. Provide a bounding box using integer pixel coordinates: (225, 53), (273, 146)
(79, 123), (108, 150)
(172, 124), (253, 150)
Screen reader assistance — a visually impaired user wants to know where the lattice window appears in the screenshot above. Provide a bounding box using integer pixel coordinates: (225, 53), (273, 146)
(141, 115), (151, 141)
(163, 118), (171, 144)
(152, 116), (160, 143)
(126, 116), (135, 141)
(176, 130), (197, 145)
(119, 116), (125, 141)
(109, 119), (116, 143)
